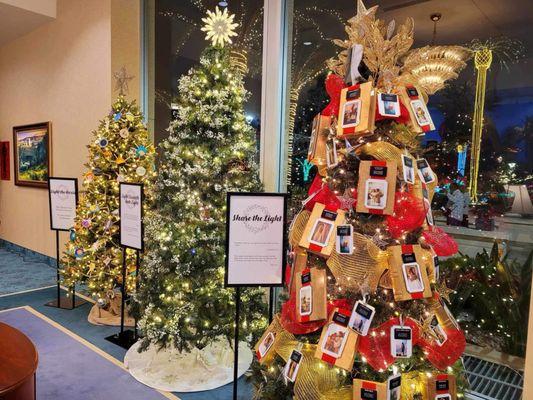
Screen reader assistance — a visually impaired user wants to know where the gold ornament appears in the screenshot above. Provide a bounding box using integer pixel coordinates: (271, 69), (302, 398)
(327, 232), (389, 291)
(435, 281), (454, 304)
(115, 156), (125, 165)
(468, 47), (493, 202)
(419, 312), (440, 341)
(201, 7), (238, 48)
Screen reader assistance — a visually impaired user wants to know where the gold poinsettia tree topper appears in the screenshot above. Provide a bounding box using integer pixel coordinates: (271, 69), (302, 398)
(201, 7), (238, 48)
(328, 0), (471, 95)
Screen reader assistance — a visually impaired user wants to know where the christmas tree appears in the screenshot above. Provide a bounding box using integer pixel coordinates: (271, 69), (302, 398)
(134, 7), (266, 352)
(250, 3), (468, 399)
(61, 77), (156, 302)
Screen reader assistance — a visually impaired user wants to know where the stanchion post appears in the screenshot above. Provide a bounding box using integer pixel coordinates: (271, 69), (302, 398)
(233, 287), (241, 400)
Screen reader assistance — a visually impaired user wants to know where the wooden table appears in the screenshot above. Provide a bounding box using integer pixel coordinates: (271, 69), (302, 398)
(0, 322), (38, 400)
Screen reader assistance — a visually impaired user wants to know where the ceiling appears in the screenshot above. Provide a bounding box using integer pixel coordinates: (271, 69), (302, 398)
(0, 0), (56, 47)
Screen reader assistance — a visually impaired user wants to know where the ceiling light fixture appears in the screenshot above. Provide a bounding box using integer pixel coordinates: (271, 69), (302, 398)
(218, 1), (228, 7)
(303, 41), (312, 46)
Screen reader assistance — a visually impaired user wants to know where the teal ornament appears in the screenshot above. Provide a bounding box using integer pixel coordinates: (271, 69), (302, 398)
(114, 112), (122, 121)
(136, 145), (147, 157)
(98, 138), (108, 148)
(74, 248), (84, 259)
(69, 229), (76, 241)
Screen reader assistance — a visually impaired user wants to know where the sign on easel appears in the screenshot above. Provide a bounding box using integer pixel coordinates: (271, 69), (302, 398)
(225, 192), (287, 287)
(48, 177), (78, 231)
(224, 192), (287, 400)
(119, 183), (144, 251)
(45, 177), (86, 310)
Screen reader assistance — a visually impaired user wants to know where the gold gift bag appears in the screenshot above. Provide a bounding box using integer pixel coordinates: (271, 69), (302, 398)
(299, 203), (345, 258)
(295, 267), (327, 323)
(336, 81), (375, 138)
(314, 308), (358, 371)
(356, 160), (397, 216)
(388, 244), (432, 301)
(420, 373), (457, 400)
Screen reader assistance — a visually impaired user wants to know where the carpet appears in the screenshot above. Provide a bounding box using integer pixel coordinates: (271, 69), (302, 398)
(0, 248), (56, 295)
(0, 307), (176, 400)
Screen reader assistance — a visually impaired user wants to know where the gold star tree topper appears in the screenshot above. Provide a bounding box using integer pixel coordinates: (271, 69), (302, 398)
(201, 7), (238, 48)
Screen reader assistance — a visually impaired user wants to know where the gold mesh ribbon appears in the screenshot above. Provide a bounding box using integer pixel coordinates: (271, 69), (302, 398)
(289, 210), (311, 247)
(327, 233), (389, 291)
(274, 332), (352, 400)
(357, 141), (438, 202)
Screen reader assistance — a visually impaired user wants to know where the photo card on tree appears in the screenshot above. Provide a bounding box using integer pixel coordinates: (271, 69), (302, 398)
(254, 315), (284, 364)
(308, 114), (331, 174)
(420, 373), (457, 400)
(356, 160), (397, 215)
(299, 203), (346, 257)
(399, 86), (435, 133)
(388, 244), (432, 301)
(295, 267), (327, 323)
(314, 307), (358, 371)
(336, 81), (375, 138)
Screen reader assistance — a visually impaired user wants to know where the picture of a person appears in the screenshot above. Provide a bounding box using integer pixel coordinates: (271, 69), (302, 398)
(395, 340), (407, 357)
(404, 264), (424, 292)
(367, 188), (384, 206)
(416, 106), (428, 124)
(324, 330), (346, 355)
(258, 332), (275, 357)
(300, 295), (311, 314)
(340, 238), (350, 253)
(342, 100), (360, 127)
(384, 101), (395, 115)
(309, 220), (333, 246)
(287, 360), (297, 380)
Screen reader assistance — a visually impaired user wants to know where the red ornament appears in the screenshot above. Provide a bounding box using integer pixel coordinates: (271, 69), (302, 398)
(280, 294), (351, 335)
(358, 317), (421, 371)
(304, 175), (341, 211)
(386, 192), (426, 238)
(419, 328), (466, 370)
(422, 227), (459, 256)
(321, 74), (345, 117)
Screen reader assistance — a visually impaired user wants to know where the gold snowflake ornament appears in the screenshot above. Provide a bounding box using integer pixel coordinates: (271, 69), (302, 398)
(201, 7), (238, 48)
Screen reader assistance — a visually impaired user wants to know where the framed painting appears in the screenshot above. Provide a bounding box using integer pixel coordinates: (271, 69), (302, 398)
(13, 122), (52, 188)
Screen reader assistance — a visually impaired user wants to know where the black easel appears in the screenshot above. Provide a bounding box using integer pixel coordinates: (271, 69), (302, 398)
(45, 177), (87, 310)
(232, 287), (241, 400)
(225, 192), (288, 400)
(45, 231), (87, 309)
(105, 182), (144, 349)
(105, 248), (139, 349)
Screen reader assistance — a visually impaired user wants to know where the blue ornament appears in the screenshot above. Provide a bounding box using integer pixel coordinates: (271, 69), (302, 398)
(98, 138), (108, 148)
(69, 229), (76, 241)
(136, 145), (147, 157)
(74, 248), (84, 259)
(191, 248), (196, 255)
(114, 112), (122, 121)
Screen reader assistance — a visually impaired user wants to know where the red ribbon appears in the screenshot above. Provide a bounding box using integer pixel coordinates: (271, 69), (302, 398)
(321, 74), (346, 117)
(305, 175), (341, 212)
(386, 191), (426, 238)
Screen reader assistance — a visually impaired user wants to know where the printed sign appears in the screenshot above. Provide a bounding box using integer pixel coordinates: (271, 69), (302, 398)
(48, 177), (78, 231)
(225, 193), (287, 287)
(119, 183), (143, 250)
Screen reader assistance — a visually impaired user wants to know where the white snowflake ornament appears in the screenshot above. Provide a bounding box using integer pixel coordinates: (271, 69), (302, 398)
(201, 7), (238, 48)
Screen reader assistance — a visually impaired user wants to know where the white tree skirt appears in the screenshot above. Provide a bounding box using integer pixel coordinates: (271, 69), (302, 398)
(124, 337), (253, 392)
